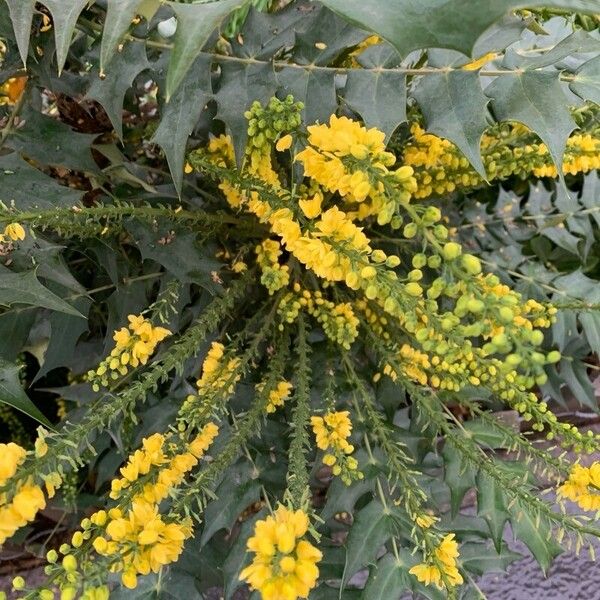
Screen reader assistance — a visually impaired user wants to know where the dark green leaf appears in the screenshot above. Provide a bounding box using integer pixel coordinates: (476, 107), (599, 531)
(0, 359), (53, 427)
(165, 0), (243, 100)
(4, 0), (34, 64)
(40, 0), (89, 74)
(361, 554), (411, 599)
(511, 500), (562, 574)
(87, 42), (150, 140)
(8, 109), (99, 173)
(200, 479), (260, 546)
(277, 66), (336, 127)
(32, 298), (91, 383)
(100, 0), (157, 73)
(476, 470), (509, 551)
(460, 541), (522, 576)
(318, 0), (600, 58)
(214, 61), (277, 165)
(152, 54), (212, 193)
(343, 500), (393, 589)
(0, 310), (35, 361)
(443, 444), (476, 517)
(570, 55), (600, 105)
(0, 269), (84, 317)
(344, 70), (406, 140)
(413, 70), (489, 176)
(486, 71), (575, 174)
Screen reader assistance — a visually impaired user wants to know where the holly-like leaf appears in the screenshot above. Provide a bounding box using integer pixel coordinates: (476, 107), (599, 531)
(342, 500), (393, 589)
(277, 66), (336, 126)
(0, 269), (84, 317)
(4, 0), (34, 65)
(361, 554), (411, 599)
(152, 54), (212, 193)
(87, 41), (151, 140)
(165, 0), (243, 101)
(100, 0), (157, 73)
(413, 70), (489, 176)
(476, 470), (509, 552)
(0, 359), (53, 427)
(200, 479), (261, 546)
(40, 0), (89, 74)
(486, 71), (575, 175)
(319, 0), (600, 58)
(8, 108), (99, 173)
(214, 61), (277, 166)
(570, 55), (600, 105)
(443, 444), (476, 517)
(520, 29), (600, 70)
(32, 298), (91, 383)
(511, 500), (562, 574)
(344, 70), (406, 140)
(459, 541), (522, 576)
(0, 153), (82, 209)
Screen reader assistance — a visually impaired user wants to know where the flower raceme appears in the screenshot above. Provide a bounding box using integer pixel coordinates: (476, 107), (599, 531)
(89, 314), (171, 390)
(240, 506), (322, 600)
(0, 222), (26, 243)
(409, 533), (463, 589)
(558, 462), (600, 511)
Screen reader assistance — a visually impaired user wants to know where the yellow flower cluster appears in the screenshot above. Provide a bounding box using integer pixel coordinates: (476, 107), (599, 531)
(89, 315), (171, 390)
(92, 424), (218, 588)
(263, 380), (293, 414)
(557, 462), (600, 511)
(240, 506), (322, 600)
(404, 123), (600, 199)
(256, 239), (290, 295)
(196, 341), (241, 395)
(0, 443), (47, 545)
(311, 411), (361, 484)
(92, 500), (192, 589)
(409, 533), (463, 589)
(278, 284), (359, 349)
(296, 114), (417, 223)
(0, 222), (26, 243)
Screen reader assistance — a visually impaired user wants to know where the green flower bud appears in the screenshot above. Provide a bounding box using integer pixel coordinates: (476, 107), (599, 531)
(412, 253), (427, 268)
(442, 242), (462, 261)
(408, 269), (423, 282)
(62, 555), (77, 572)
(529, 330), (544, 346)
(39, 589), (54, 600)
(498, 306), (514, 323)
(427, 255), (442, 268)
(546, 350), (561, 364)
(47, 549), (58, 563)
(386, 255), (401, 268)
(405, 282), (423, 297)
(12, 577), (25, 590)
(462, 253), (482, 275)
(403, 223), (418, 239)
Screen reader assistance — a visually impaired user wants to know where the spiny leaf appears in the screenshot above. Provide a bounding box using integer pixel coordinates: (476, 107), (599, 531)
(0, 269), (85, 317)
(0, 359), (54, 428)
(570, 55), (600, 105)
(214, 60), (277, 166)
(165, 0), (243, 101)
(152, 54), (212, 194)
(511, 500), (562, 574)
(0, 153), (83, 209)
(342, 500), (393, 590)
(476, 470), (509, 552)
(319, 0), (600, 58)
(4, 0), (34, 65)
(100, 0), (158, 74)
(40, 0), (89, 74)
(486, 71), (575, 175)
(459, 541), (522, 576)
(8, 107), (99, 173)
(344, 70), (406, 141)
(277, 67), (336, 126)
(520, 29), (600, 70)
(413, 70), (489, 177)
(443, 444), (476, 517)
(87, 42), (151, 140)
(361, 554), (411, 599)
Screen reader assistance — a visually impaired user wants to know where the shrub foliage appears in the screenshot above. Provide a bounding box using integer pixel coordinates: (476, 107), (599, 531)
(0, 1), (600, 599)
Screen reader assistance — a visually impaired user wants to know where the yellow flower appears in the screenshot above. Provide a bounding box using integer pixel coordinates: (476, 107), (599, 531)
(240, 506), (321, 600)
(558, 462), (600, 512)
(298, 193), (323, 219)
(0, 442), (26, 485)
(275, 134), (293, 151)
(264, 380), (293, 413)
(3, 222), (25, 241)
(409, 533), (463, 589)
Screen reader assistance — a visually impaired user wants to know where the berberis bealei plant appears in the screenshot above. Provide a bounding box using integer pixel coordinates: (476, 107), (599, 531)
(0, 1), (600, 599)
